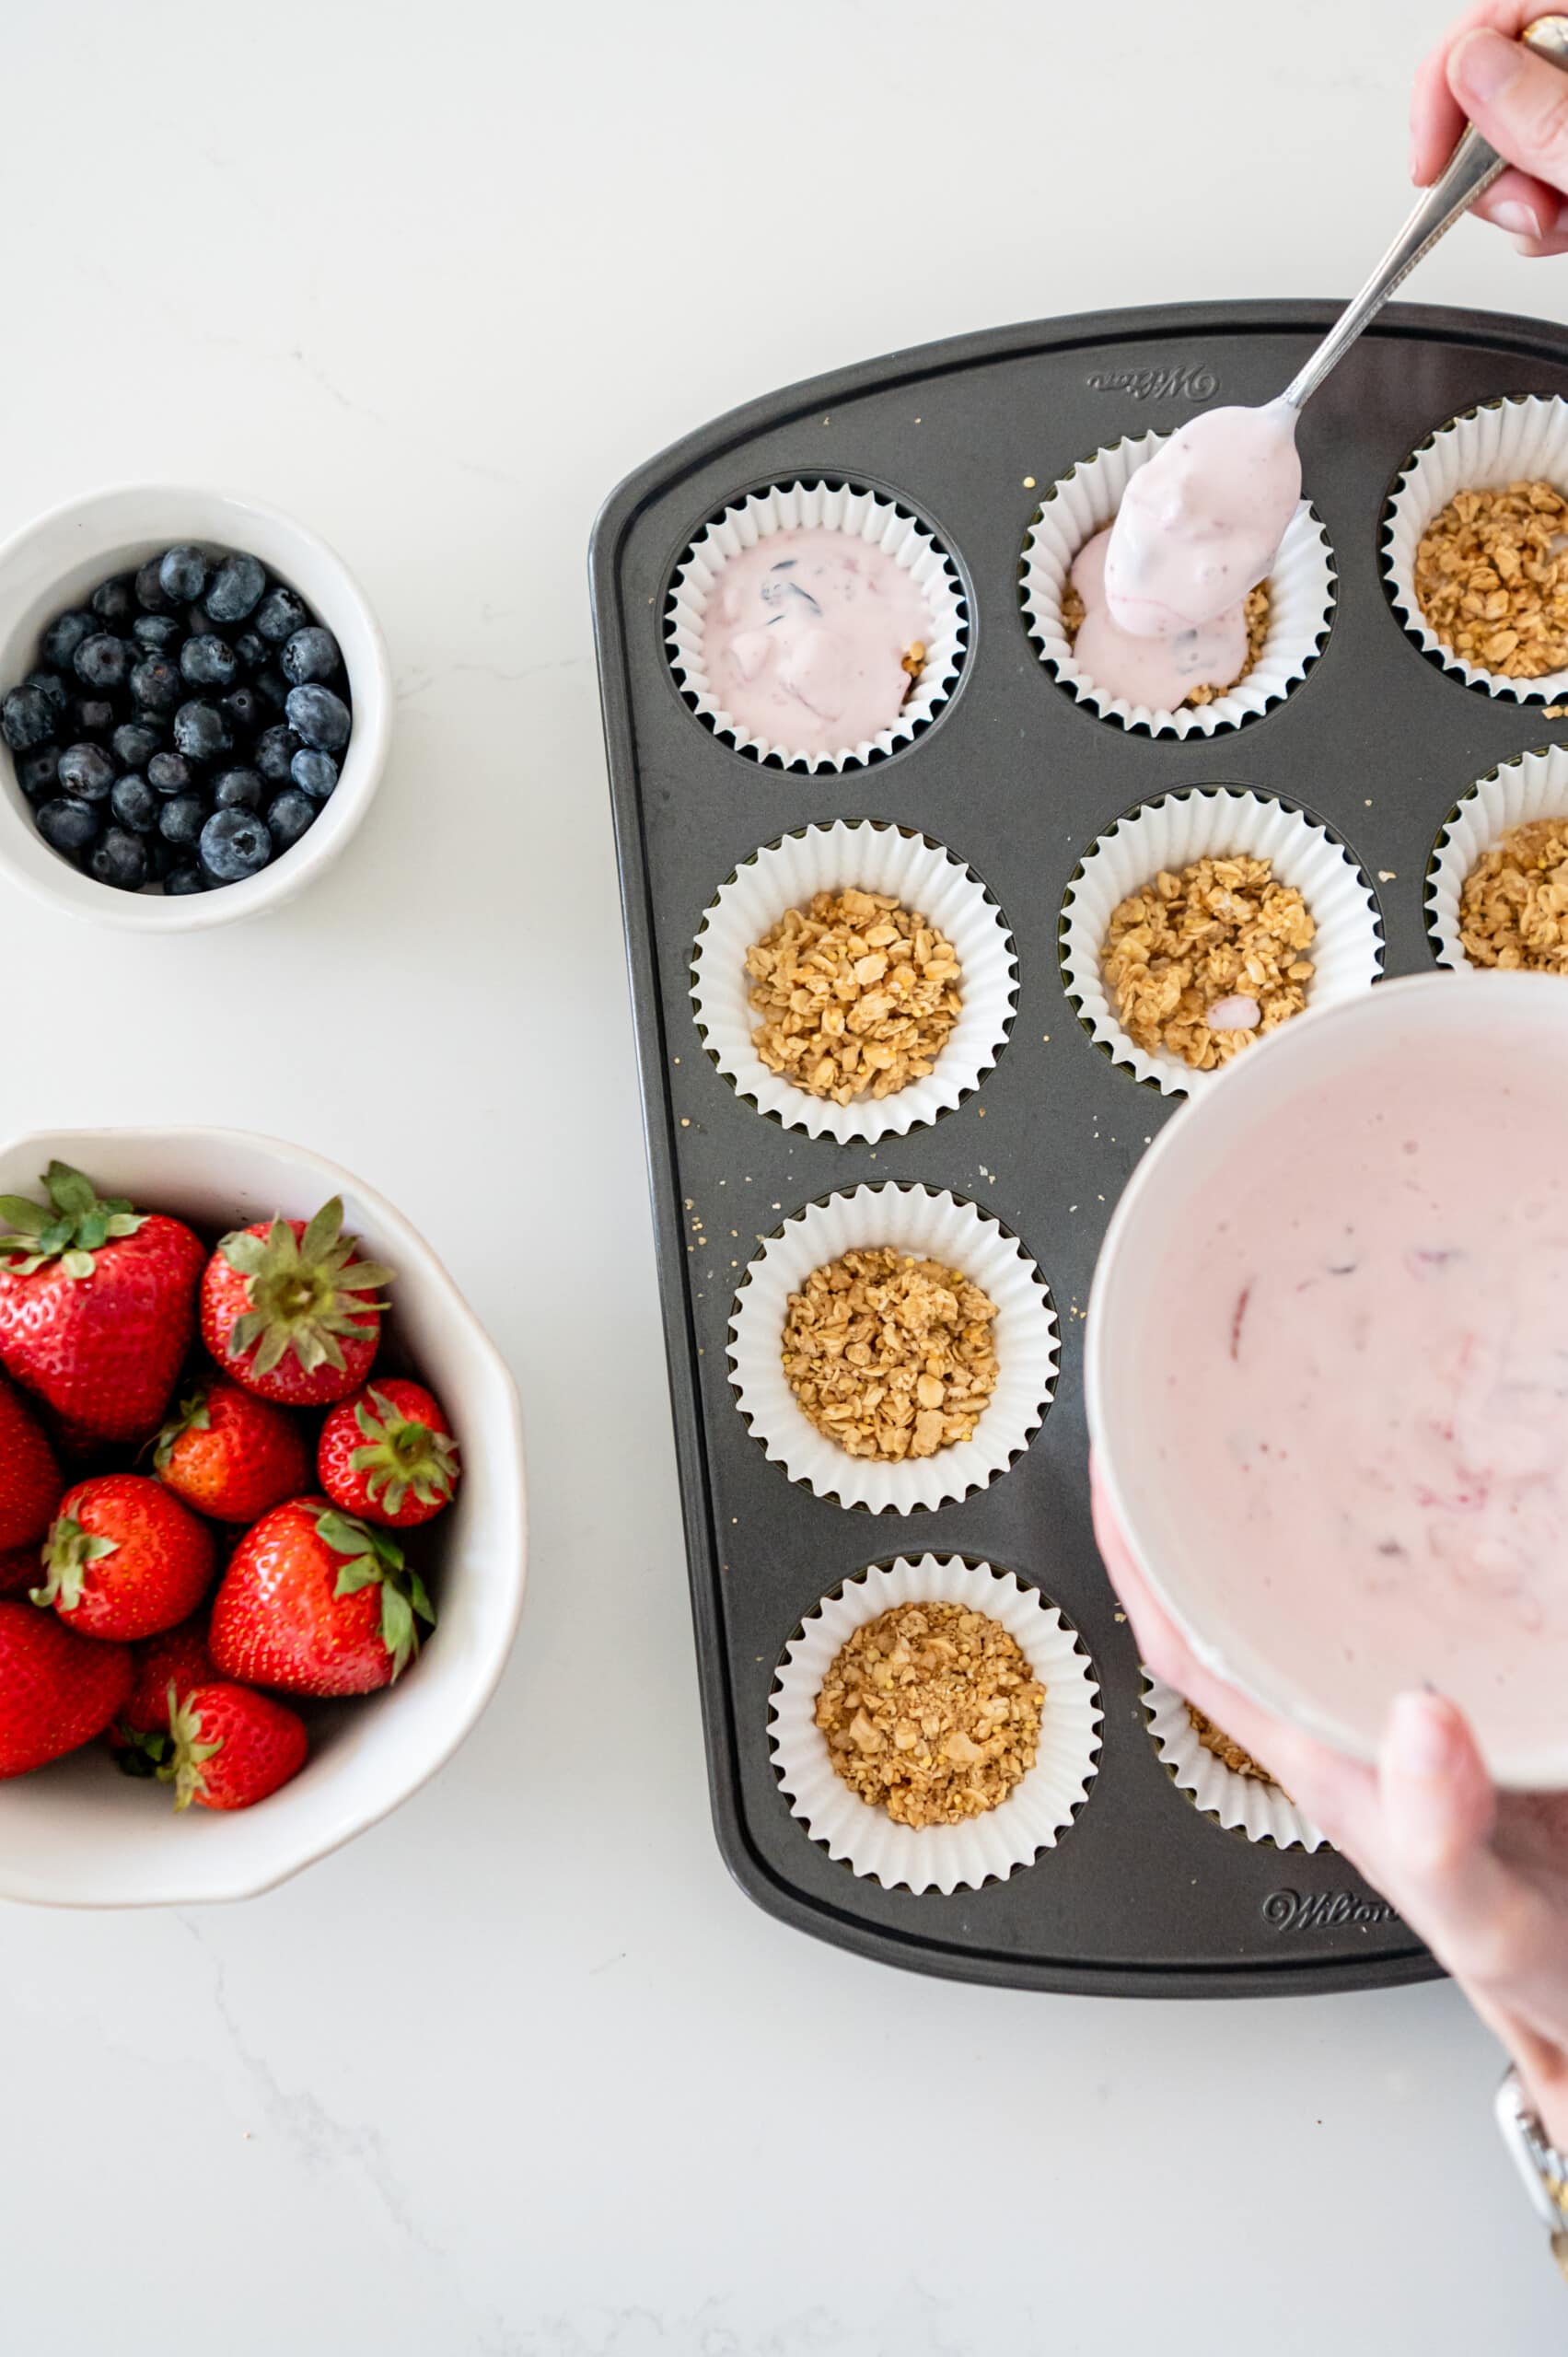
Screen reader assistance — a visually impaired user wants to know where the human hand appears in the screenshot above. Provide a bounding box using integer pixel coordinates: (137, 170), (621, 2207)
(1091, 1457), (1568, 2147)
(1411, 5), (1568, 254)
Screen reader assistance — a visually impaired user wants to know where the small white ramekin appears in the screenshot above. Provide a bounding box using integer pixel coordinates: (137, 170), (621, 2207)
(0, 485), (391, 931)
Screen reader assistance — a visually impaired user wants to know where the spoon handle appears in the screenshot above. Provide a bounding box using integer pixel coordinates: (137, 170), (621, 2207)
(1282, 13), (1568, 411)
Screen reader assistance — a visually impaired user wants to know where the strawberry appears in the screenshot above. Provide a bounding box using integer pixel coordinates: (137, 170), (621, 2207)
(0, 1598), (132, 1776)
(0, 1547), (39, 1597)
(110, 1613), (221, 1771)
(210, 1496), (434, 1695)
(0, 1162), (203, 1445)
(36, 1474), (215, 1643)
(0, 1372), (61, 1549)
(201, 1198), (392, 1408)
(318, 1377), (460, 1528)
(154, 1377), (308, 1523)
(161, 1681), (308, 1811)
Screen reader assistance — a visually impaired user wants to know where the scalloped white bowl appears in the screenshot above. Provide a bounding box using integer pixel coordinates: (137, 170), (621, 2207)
(0, 1127), (526, 1906)
(0, 485), (391, 931)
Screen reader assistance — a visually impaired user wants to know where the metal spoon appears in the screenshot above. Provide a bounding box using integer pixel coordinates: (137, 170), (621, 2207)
(1282, 12), (1568, 411)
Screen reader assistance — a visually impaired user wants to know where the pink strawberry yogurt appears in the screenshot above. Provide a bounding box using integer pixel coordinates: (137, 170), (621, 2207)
(1069, 526), (1249, 710)
(1104, 399), (1302, 639)
(700, 529), (930, 756)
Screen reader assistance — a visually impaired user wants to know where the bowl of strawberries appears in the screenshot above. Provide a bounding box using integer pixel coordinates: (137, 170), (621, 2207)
(0, 1127), (525, 1905)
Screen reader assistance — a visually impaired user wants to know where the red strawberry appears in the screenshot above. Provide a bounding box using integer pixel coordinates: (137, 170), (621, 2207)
(154, 1377), (309, 1524)
(0, 1598), (132, 1776)
(161, 1681), (308, 1811)
(318, 1377), (460, 1528)
(37, 1474), (215, 1643)
(0, 1547), (39, 1597)
(210, 1496), (434, 1695)
(110, 1612), (219, 1771)
(201, 1198), (392, 1408)
(0, 1163), (203, 1445)
(0, 1372), (61, 1549)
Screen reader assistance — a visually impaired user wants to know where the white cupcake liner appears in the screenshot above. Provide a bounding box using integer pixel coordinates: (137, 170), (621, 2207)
(691, 819), (1018, 1144)
(1427, 741), (1568, 968)
(771, 1554), (1102, 1893)
(1384, 395), (1568, 703)
(1060, 786), (1385, 1098)
(667, 480), (968, 772)
(728, 1183), (1057, 1514)
(1143, 1672), (1326, 1852)
(1020, 431), (1335, 738)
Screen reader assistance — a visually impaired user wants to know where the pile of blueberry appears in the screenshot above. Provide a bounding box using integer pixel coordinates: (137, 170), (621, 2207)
(0, 546), (353, 894)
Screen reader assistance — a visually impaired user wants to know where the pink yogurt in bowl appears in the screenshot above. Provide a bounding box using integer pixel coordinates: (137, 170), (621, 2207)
(1087, 970), (1568, 1788)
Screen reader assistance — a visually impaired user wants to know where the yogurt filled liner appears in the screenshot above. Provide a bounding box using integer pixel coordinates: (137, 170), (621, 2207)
(1427, 742), (1568, 969)
(771, 1553), (1103, 1893)
(1143, 1673), (1326, 1852)
(667, 479), (968, 772)
(727, 1182), (1057, 1514)
(1060, 785), (1385, 1097)
(1020, 430), (1335, 738)
(1384, 393), (1568, 702)
(691, 819), (1018, 1144)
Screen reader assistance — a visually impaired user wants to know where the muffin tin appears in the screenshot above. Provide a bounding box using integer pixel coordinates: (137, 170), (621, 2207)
(590, 298), (1568, 1996)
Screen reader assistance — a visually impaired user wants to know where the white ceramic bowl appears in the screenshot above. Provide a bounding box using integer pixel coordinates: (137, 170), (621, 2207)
(1087, 972), (1568, 1788)
(0, 1127), (527, 1906)
(0, 486), (391, 930)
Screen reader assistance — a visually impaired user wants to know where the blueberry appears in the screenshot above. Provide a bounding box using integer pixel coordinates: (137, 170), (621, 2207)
(253, 584), (308, 643)
(164, 863), (208, 896)
(69, 696), (115, 739)
(255, 668), (289, 712)
(147, 750), (192, 795)
(232, 630), (268, 673)
(145, 832), (180, 878)
(75, 633), (132, 692)
(221, 685), (263, 736)
(134, 556), (173, 613)
(2, 683), (58, 751)
(37, 797), (102, 858)
(58, 742), (116, 802)
(130, 656), (182, 715)
(204, 552), (266, 624)
(90, 574), (136, 625)
(200, 805), (273, 882)
(16, 745), (59, 799)
(132, 612), (182, 654)
(290, 747), (338, 801)
(213, 766), (262, 811)
(172, 700), (230, 764)
(285, 683), (351, 752)
(255, 724), (302, 784)
(41, 610), (97, 672)
(88, 827), (148, 890)
(110, 774), (157, 833)
(266, 787), (316, 849)
(180, 633), (238, 690)
(281, 625), (341, 686)
(112, 717), (164, 769)
(23, 672), (69, 722)
(159, 794), (206, 847)
(158, 545), (208, 603)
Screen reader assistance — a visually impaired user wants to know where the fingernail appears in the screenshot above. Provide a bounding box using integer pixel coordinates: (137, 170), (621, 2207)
(1451, 27), (1526, 106)
(1389, 1689), (1456, 1780)
(1493, 197), (1546, 237)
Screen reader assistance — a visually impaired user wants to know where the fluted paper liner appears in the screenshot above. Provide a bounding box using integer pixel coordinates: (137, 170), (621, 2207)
(1020, 431), (1335, 737)
(771, 1554), (1102, 1892)
(1143, 1672), (1326, 1852)
(668, 480), (967, 772)
(1384, 394), (1568, 703)
(727, 1183), (1057, 1513)
(1427, 742), (1568, 968)
(691, 819), (1017, 1143)
(1060, 786), (1384, 1097)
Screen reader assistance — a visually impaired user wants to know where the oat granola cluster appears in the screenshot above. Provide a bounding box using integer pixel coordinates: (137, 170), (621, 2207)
(816, 1600), (1045, 1826)
(781, 1248), (999, 1462)
(1062, 577), (1271, 706)
(1459, 817), (1568, 972)
(1186, 1705), (1277, 1786)
(746, 888), (961, 1106)
(1413, 480), (1568, 678)
(1100, 853), (1316, 1071)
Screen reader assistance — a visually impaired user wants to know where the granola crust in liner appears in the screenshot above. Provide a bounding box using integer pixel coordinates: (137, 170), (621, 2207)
(1143, 1674), (1326, 1852)
(746, 888), (961, 1108)
(781, 1247), (999, 1464)
(1458, 816), (1568, 971)
(1414, 481), (1568, 679)
(1100, 852), (1316, 1072)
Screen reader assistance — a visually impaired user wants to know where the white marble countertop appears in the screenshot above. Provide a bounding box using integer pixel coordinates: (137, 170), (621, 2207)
(4, 2), (1563, 2348)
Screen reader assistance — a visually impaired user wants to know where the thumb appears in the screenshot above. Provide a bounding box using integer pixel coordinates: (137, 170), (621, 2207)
(1449, 28), (1568, 198)
(1378, 1691), (1532, 1989)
